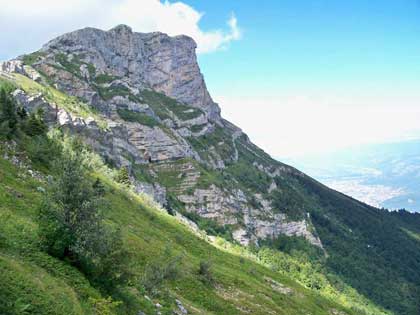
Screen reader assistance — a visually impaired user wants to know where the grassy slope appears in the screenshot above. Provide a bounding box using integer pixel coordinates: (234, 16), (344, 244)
(0, 147), (366, 315)
(0, 157), (101, 315)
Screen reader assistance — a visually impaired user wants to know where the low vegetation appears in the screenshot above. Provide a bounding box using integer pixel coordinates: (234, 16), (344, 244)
(117, 108), (159, 127)
(5, 73), (107, 129)
(140, 90), (203, 121)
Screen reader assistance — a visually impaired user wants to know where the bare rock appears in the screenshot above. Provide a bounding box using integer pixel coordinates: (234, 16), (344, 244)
(39, 25), (221, 120)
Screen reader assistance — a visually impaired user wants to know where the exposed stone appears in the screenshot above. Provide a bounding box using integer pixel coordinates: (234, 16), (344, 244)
(57, 109), (72, 125)
(134, 180), (167, 206)
(12, 89), (57, 123)
(174, 299), (188, 315)
(38, 25), (221, 120)
(178, 184), (322, 247)
(0, 60), (41, 81)
(126, 123), (193, 162)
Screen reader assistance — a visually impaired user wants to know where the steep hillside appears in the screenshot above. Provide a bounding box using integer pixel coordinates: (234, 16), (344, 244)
(0, 140), (362, 315)
(1, 25), (420, 315)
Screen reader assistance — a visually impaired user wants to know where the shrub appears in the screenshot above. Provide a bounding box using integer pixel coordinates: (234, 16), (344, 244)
(22, 51), (46, 66)
(94, 73), (117, 84)
(22, 108), (47, 136)
(38, 150), (130, 290)
(117, 108), (159, 127)
(140, 246), (184, 296)
(116, 167), (130, 185)
(89, 297), (122, 315)
(26, 135), (61, 169)
(92, 178), (106, 197)
(0, 87), (18, 139)
(198, 260), (214, 285)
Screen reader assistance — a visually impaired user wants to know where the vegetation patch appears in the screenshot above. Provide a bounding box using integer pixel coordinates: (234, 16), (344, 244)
(225, 161), (272, 194)
(190, 123), (207, 133)
(117, 108), (159, 127)
(21, 51), (47, 66)
(96, 85), (131, 101)
(187, 126), (236, 162)
(140, 90), (203, 121)
(180, 210), (234, 242)
(54, 53), (95, 79)
(94, 73), (119, 84)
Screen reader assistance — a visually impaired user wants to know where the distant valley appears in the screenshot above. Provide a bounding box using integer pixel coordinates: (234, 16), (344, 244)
(284, 139), (420, 212)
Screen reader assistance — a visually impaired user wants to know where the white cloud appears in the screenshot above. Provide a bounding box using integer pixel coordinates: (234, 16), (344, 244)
(0, 0), (241, 59)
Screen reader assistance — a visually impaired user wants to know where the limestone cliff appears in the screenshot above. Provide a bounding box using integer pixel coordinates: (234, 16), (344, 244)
(39, 24), (221, 120)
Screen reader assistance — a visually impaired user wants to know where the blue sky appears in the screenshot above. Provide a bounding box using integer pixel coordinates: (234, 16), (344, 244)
(1, 0), (420, 157)
(192, 0), (420, 156)
(194, 0), (420, 93)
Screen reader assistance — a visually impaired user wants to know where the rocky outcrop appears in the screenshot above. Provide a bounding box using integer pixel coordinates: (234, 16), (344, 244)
(37, 25), (221, 120)
(1, 60), (41, 81)
(134, 180), (167, 206)
(178, 185), (322, 247)
(11, 88), (195, 170)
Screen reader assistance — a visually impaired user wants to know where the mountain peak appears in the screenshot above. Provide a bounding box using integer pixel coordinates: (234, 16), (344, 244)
(36, 25), (220, 120)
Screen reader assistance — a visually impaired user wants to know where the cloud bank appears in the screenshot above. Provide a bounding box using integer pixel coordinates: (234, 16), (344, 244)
(0, 0), (241, 60)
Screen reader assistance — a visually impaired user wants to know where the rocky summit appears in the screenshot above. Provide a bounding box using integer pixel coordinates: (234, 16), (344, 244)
(41, 24), (220, 120)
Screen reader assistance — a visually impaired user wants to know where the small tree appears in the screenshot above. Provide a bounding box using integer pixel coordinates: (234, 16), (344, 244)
(116, 166), (130, 185)
(23, 108), (47, 136)
(0, 87), (18, 138)
(140, 245), (184, 296)
(38, 150), (130, 289)
(38, 153), (101, 258)
(93, 178), (106, 197)
(198, 260), (214, 285)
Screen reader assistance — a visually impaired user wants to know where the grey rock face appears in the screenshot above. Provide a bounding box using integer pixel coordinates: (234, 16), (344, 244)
(134, 180), (167, 206)
(178, 185), (322, 247)
(1, 60), (41, 81)
(39, 25), (221, 120)
(174, 299), (188, 315)
(126, 123), (193, 162)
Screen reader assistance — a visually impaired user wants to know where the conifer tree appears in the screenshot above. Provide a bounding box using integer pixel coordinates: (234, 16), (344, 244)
(0, 87), (18, 137)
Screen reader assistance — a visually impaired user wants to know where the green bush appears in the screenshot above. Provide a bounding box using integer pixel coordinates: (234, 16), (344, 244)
(96, 85), (131, 100)
(226, 161), (272, 193)
(198, 260), (214, 285)
(22, 51), (46, 66)
(22, 108), (48, 136)
(0, 88), (18, 139)
(115, 167), (130, 185)
(140, 89), (203, 121)
(89, 297), (122, 315)
(94, 74), (118, 84)
(140, 247), (184, 296)
(38, 150), (130, 290)
(26, 135), (61, 169)
(117, 108), (159, 127)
